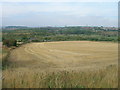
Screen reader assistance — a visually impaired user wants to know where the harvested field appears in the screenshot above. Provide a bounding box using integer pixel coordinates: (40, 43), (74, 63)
(8, 41), (118, 71)
(3, 41), (118, 88)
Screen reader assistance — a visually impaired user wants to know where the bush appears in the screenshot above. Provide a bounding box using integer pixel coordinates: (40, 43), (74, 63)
(3, 39), (17, 47)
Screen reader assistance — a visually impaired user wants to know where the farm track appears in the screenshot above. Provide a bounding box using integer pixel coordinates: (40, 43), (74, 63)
(8, 41), (118, 72)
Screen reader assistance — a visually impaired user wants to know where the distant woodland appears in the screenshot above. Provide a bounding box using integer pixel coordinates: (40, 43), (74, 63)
(2, 26), (118, 47)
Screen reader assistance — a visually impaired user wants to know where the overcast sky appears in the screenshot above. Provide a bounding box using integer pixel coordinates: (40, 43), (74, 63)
(1, 0), (119, 27)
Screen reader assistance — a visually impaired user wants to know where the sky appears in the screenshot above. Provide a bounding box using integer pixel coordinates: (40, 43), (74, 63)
(1, 0), (119, 27)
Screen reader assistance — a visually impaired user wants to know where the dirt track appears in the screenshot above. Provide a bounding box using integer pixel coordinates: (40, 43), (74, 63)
(8, 41), (118, 72)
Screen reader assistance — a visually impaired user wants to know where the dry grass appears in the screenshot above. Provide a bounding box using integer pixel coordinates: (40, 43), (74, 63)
(3, 65), (118, 88)
(2, 41), (118, 88)
(0, 42), (2, 89)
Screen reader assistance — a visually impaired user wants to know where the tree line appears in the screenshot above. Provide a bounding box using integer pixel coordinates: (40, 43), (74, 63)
(2, 26), (118, 47)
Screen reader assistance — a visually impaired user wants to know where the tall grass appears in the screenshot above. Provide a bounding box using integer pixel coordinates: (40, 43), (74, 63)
(2, 64), (118, 88)
(2, 47), (11, 70)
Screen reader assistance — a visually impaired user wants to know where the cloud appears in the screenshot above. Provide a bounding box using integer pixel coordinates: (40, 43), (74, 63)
(3, 13), (117, 27)
(2, 2), (117, 17)
(0, 3), (2, 27)
(2, 2), (118, 27)
(2, 0), (119, 2)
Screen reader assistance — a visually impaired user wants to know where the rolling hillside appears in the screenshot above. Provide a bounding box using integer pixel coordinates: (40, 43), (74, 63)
(2, 41), (118, 88)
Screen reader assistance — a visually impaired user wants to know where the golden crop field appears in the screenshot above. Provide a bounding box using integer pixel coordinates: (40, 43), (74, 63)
(3, 41), (118, 88)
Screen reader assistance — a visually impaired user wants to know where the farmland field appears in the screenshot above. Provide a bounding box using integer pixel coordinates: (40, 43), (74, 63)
(3, 41), (118, 88)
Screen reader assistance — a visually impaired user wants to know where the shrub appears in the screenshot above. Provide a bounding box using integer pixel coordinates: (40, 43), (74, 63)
(3, 39), (17, 47)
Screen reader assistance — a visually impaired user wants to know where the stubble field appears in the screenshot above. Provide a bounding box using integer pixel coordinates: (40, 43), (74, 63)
(2, 41), (118, 88)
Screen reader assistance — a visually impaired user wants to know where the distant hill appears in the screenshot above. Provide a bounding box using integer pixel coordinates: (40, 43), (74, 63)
(3, 26), (28, 30)
(2, 26), (118, 31)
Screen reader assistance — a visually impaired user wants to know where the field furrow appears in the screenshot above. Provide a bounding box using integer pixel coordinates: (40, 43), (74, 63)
(8, 41), (118, 71)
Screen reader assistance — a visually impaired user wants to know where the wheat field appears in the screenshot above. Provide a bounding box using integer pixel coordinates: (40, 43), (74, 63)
(3, 41), (118, 88)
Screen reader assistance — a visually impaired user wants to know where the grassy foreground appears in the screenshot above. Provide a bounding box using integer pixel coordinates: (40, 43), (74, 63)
(2, 64), (118, 88)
